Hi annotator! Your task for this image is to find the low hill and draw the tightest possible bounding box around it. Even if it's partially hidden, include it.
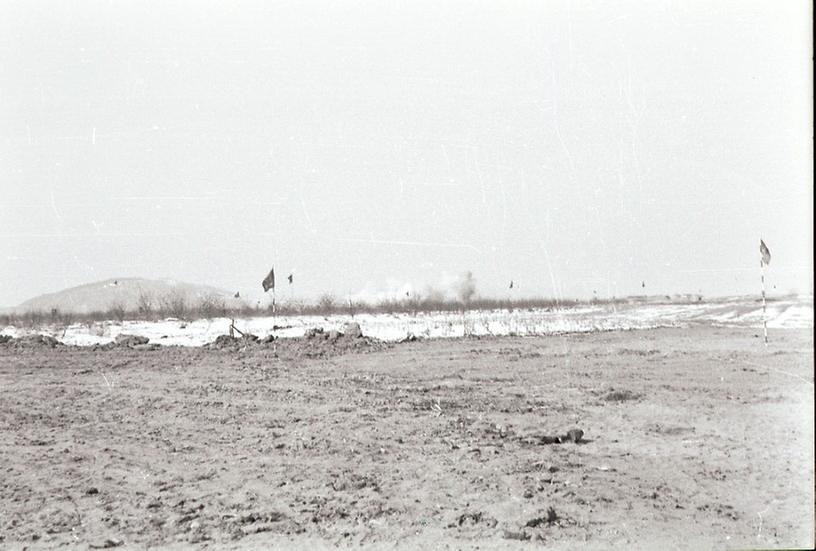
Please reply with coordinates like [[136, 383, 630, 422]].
[[9, 278, 246, 315]]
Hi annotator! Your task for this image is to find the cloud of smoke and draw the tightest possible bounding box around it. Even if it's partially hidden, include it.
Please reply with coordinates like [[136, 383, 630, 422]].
[[455, 271, 477, 304], [352, 271, 478, 305], [422, 271, 478, 304], [350, 279, 414, 304]]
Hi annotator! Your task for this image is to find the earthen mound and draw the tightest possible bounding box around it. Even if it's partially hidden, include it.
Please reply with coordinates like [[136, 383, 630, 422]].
[[115, 334, 150, 348], [5, 334, 63, 348], [285, 324, 389, 358], [207, 334, 259, 349]]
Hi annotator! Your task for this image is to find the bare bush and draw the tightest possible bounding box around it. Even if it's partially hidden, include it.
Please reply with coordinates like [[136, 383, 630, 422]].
[[316, 293, 337, 314], [136, 289, 155, 319], [198, 293, 227, 319], [282, 298, 307, 315], [53, 308, 74, 332], [231, 300, 257, 317], [159, 291, 187, 319], [405, 295, 422, 315], [23, 310, 44, 328], [108, 300, 127, 322], [376, 298, 399, 314]]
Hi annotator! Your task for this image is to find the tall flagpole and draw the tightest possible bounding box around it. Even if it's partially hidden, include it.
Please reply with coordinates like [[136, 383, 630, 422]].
[[760, 257, 767, 346], [759, 239, 770, 346]]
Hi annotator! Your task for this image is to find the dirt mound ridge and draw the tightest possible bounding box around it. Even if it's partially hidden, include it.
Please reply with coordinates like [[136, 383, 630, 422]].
[[114, 334, 151, 348], [1, 334, 63, 348], [286, 323, 390, 358], [205, 322, 390, 357], [207, 334, 267, 350]]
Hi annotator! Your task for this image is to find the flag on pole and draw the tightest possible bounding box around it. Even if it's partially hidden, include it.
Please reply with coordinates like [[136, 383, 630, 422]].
[[287, 273, 293, 284], [760, 240, 771, 266], [759, 239, 770, 345], [262, 268, 275, 292]]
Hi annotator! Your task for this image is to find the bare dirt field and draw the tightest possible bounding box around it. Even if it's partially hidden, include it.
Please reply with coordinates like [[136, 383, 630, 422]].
[[1, 326, 813, 550]]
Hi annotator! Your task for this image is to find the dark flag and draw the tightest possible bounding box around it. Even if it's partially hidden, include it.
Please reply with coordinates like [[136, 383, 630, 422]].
[[509, 280, 514, 289], [642, 281, 645, 288], [759, 239, 771, 344], [287, 273, 293, 284], [262, 268, 275, 292], [760, 239, 771, 266], [234, 291, 240, 298]]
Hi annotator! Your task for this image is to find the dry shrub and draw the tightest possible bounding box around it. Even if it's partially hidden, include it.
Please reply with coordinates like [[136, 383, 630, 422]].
[[136, 289, 155, 319], [198, 293, 227, 319], [23, 310, 44, 328], [316, 293, 337, 314], [159, 291, 187, 319], [108, 301, 127, 322]]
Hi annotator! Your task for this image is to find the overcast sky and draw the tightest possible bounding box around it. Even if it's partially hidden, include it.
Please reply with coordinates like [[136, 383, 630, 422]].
[[0, 0, 812, 306]]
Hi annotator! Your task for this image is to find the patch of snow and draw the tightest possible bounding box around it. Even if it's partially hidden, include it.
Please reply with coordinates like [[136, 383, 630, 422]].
[[767, 305, 815, 329], [2, 299, 811, 347]]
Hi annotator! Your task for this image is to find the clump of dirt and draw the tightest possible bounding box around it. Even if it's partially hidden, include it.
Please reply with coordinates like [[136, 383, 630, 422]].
[[525, 506, 559, 527], [207, 334, 259, 350], [281, 322, 390, 358], [645, 423, 695, 436], [344, 322, 363, 338], [503, 529, 532, 541], [114, 334, 150, 348], [329, 472, 380, 492], [304, 327, 327, 339], [3, 334, 63, 348], [518, 428, 585, 445], [603, 389, 641, 402], [88, 538, 124, 549], [564, 428, 584, 443], [208, 335, 239, 349], [451, 511, 498, 529], [517, 506, 580, 541], [617, 348, 661, 356], [91, 342, 116, 351]]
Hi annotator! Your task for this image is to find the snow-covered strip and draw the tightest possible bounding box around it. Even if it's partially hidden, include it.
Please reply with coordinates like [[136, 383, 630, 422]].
[[1, 299, 811, 347], [767, 305, 814, 329]]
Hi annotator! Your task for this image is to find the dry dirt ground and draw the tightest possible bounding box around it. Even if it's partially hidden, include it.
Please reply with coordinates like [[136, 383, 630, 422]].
[[1, 326, 813, 550]]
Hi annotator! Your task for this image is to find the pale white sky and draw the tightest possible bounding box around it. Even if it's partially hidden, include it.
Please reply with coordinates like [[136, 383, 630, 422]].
[[0, 0, 812, 306]]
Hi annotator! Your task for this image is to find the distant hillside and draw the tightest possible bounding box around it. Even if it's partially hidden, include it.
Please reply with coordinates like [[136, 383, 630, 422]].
[[10, 278, 246, 314]]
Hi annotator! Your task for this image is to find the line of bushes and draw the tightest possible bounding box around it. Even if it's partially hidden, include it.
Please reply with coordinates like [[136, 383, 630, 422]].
[[1, 291, 707, 328]]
